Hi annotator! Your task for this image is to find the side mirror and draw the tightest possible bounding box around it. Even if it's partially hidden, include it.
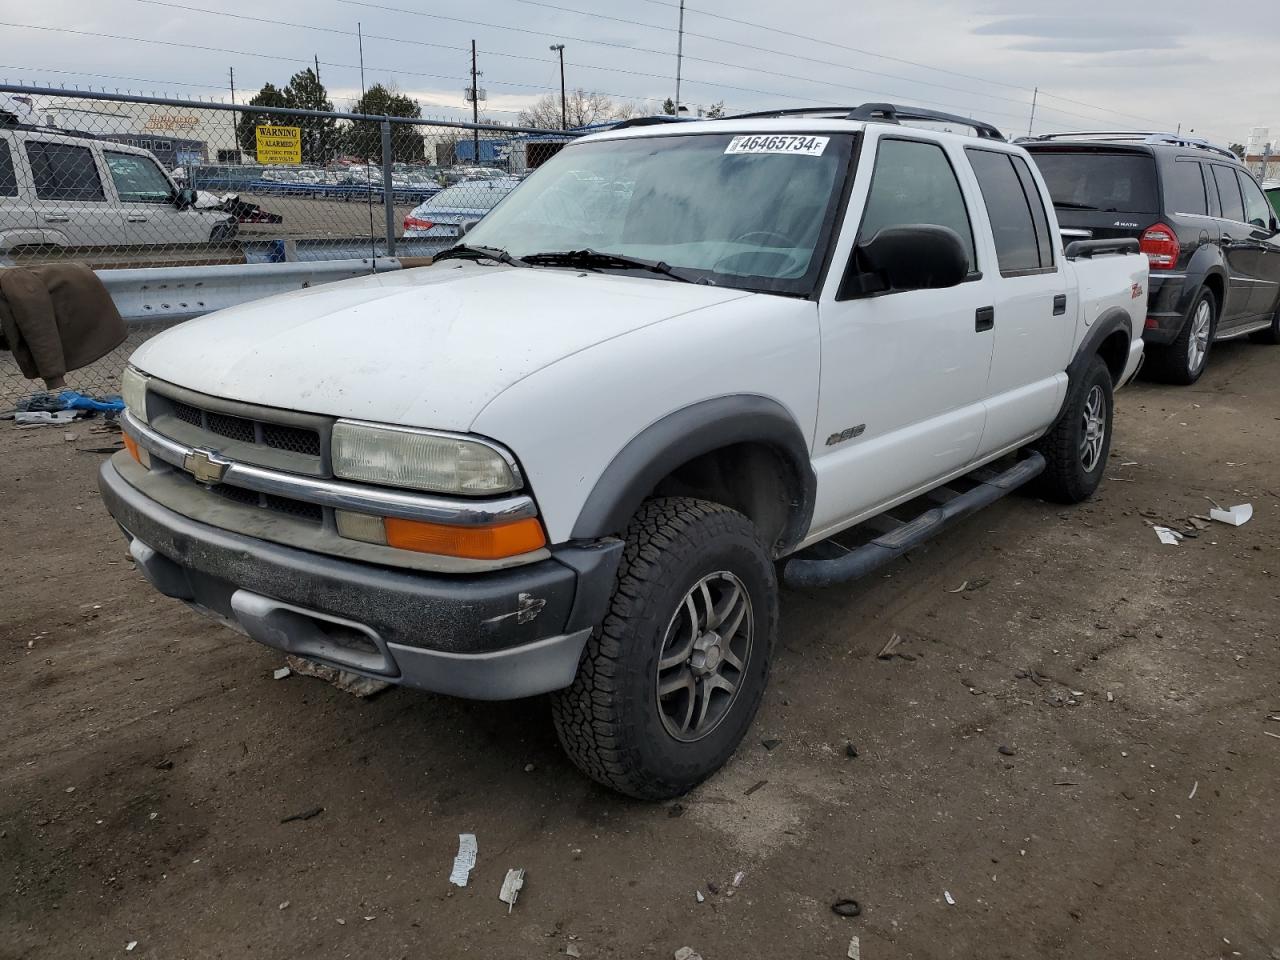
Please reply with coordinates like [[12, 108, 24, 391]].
[[841, 224, 969, 298], [174, 187, 198, 210], [459, 219, 480, 236]]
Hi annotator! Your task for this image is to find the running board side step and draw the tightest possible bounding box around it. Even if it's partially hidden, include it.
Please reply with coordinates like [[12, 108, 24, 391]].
[[782, 453, 1045, 589]]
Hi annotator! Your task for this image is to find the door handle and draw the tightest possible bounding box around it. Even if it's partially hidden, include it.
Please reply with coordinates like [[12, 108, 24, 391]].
[[43, 214, 70, 223], [127, 216, 149, 223], [975, 306, 995, 332], [1052, 294, 1067, 316]]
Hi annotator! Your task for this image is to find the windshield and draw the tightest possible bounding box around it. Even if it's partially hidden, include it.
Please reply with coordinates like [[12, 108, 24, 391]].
[[428, 179, 518, 211], [465, 132, 853, 295], [1029, 150, 1158, 214]]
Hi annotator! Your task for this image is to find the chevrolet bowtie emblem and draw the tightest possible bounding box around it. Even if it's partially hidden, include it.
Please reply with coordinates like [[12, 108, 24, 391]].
[[183, 448, 230, 484]]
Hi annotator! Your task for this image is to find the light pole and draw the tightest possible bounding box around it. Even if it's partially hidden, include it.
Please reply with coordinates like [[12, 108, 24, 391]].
[[549, 43, 567, 131]]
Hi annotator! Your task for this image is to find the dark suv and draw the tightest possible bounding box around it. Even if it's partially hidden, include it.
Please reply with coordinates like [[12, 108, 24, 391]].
[[1022, 133, 1280, 384]]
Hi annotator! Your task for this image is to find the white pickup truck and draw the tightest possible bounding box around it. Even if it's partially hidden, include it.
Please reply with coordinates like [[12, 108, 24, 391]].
[[101, 104, 1147, 799]]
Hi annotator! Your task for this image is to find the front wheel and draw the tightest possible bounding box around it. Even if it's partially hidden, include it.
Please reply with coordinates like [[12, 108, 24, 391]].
[[1031, 354, 1114, 504], [552, 498, 776, 800]]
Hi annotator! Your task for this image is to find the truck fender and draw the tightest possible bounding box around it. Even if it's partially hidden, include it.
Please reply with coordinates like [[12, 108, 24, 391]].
[[569, 394, 816, 552], [1065, 307, 1132, 397]]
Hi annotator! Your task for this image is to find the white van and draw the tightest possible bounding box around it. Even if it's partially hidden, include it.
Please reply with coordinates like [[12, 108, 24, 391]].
[[0, 123, 236, 254]]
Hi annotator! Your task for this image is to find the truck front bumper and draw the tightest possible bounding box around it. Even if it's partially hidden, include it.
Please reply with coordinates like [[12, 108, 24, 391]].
[[99, 457, 622, 700]]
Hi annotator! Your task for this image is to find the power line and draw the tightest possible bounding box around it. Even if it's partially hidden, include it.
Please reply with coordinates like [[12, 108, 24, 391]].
[[0, 63, 227, 90]]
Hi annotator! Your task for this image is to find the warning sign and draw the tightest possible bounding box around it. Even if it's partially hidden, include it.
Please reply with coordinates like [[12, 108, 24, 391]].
[[255, 125, 302, 164]]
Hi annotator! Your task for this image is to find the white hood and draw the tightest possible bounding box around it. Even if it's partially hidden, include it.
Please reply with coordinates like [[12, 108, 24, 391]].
[[130, 262, 750, 430]]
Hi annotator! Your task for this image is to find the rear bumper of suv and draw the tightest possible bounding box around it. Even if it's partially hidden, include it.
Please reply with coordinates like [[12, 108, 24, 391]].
[[1143, 273, 1190, 345], [99, 456, 622, 699]]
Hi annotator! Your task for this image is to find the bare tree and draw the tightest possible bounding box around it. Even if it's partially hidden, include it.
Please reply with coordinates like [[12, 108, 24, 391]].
[[518, 89, 643, 130]]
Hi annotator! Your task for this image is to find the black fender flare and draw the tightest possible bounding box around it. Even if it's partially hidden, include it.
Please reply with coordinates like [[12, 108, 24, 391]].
[[1178, 247, 1228, 318], [1065, 307, 1133, 400], [569, 395, 816, 553]]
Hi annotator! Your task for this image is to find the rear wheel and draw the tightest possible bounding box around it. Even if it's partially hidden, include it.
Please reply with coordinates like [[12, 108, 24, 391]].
[[1032, 354, 1114, 504], [1143, 287, 1216, 384], [551, 498, 776, 800]]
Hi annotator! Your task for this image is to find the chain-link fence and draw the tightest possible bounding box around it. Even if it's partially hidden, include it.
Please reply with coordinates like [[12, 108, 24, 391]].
[[1, 84, 579, 406]]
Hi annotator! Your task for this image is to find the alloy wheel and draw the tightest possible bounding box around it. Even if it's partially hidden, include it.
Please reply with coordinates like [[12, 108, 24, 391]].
[[1187, 298, 1212, 374], [1079, 384, 1107, 472]]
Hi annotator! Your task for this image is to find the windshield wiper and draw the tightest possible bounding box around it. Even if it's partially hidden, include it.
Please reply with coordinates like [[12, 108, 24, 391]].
[[1052, 200, 1102, 211], [434, 244, 526, 266], [521, 248, 699, 283]]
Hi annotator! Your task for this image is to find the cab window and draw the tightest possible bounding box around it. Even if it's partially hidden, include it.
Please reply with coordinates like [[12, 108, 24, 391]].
[[857, 138, 976, 272], [105, 151, 174, 204]]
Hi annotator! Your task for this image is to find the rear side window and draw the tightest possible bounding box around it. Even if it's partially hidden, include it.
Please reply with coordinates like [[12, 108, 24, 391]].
[[0, 139, 16, 197], [967, 149, 1052, 275], [1211, 165, 1244, 222], [858, 138, 976, 271], [1010, 155, 1055, 268], [25, 141, 105, 201], [1164, 159, 1207, 216], [1029, 150, 1158, 214], [1237, 171, 1272, 229]]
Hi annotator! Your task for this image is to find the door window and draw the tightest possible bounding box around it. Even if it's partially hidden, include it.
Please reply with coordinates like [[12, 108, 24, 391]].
[[1164, 159, 1208, 216], [105, 151, 174, 203], [857, 138, 976, 272], [1211, 165, 1245, 222], [1237, 171, 1272, 229], [966, 148, 1051, 275], [0, 139, 16, 196], [25, 141, 105, 201]]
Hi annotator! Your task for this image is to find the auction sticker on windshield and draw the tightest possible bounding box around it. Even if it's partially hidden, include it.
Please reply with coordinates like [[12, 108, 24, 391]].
[[724, 135, 829, 157]]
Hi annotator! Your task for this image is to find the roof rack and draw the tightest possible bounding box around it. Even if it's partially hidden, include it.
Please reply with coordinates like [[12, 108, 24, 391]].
[[609, 115, 690, 130], [1017, 131, 1239, 162], [724, 102, 1005, 140]]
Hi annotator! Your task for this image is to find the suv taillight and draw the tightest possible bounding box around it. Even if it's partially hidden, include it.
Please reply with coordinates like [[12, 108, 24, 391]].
[[1140, 222, 1180, 270]]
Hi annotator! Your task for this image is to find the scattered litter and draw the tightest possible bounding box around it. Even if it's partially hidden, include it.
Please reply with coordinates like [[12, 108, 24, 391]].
[[285, 655, 390, 698], [695, 890, 705, 903], [449, 833, 478, 887], [674, 948, 703, 960], [148, 812, 157, 821], [279, 806, 323, 824], [744, 779, 768, 796], [567, 945, 581, 958], [845, 741, 859, 758], [1153, 526, 1183, 546], [732, 870, 746, 888], [272, 666, 291, 681], [1188, 781, 1198, 800], [64, 786, 75, 794], [278, 901, 290, 910], [1209, 503, 1253, 527], [125, 942, 137, 952], [944, 890, 956, 906], [877, 633, 903, 660], [524, 763, 536, 773], [761, 739, 781, 751], [1107, 691, 1114, 703], [336, 918, 345, 925], [706, 881, 720, 894], [498, 867, 525, 912], [847, 935, 861, 960], [1264, 731, 1280, 741], [63, 431, 76, 442], [363, 915, 375, 921], [997, 745, 1016, 757], [831, 898, 862, 918], [1053, 780, 1080, 786], [15, 409, 79, 425], [154, 758, 174, 771]]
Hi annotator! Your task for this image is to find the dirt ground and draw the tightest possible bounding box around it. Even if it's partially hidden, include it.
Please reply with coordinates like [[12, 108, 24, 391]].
[[2, 340, 1278, 960]]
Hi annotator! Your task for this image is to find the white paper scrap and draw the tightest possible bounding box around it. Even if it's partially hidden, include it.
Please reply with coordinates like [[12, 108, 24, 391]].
[[1209, 503, 1253, 527], [1153, 526, 1183, 546], [847, 935, 861, 960], [449, 833, 477, 887], [944, 890, 956, 905], [498, 867, 525, 912]]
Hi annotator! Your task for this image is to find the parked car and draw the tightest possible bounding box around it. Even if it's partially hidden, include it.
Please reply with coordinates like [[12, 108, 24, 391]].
[[402, 177, 520, 240], [102, 104, 1147, 799], [0, 122, 236, 253], [1022, 133, 1280, 384]]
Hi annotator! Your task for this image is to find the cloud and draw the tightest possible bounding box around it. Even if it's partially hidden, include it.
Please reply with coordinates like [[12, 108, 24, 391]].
[[974, 15, 1186, 53]]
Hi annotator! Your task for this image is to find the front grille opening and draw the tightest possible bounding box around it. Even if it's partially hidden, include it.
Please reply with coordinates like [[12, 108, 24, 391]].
[[262, 423, 322, 457], [172, 400, 203, 427], [207, 411, 256, 443], [212, 484, 260, 507], [263, 493, 324, 524]]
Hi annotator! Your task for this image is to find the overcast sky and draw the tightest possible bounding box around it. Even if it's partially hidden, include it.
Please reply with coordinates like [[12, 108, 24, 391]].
[[1, 0, 1277, 146]]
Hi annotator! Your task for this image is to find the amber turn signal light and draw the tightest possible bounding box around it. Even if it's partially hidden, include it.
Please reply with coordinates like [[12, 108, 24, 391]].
[[122, 433, 150, 468], [384, 516, 546, 559]]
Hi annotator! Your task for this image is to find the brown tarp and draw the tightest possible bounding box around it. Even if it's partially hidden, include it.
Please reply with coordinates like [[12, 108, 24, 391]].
[[0, 263, 127, 390]]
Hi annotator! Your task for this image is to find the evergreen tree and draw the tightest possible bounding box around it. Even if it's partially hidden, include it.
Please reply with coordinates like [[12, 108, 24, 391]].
[[235, 83, 287, 158], [283, 69, 337, 164], [342, 85, 424, 162]]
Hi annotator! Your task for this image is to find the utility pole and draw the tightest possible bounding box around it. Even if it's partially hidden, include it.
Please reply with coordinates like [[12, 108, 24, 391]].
[[470, 40, 481, 164], [228, 66, 239, 163], [674, 0, 685, 115], [1027, 86, 1037, 137], [314, 54, 321, 84], [550, 43, 567, 131]]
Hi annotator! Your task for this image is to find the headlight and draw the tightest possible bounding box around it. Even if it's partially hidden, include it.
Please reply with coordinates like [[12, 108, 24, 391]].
[[331, 421, 520, 495], [121, 366, 149, 424]]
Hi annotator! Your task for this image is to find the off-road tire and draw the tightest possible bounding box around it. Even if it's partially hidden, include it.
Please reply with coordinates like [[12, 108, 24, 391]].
[[551, 497, 777, 800], [1248, 305, 1280, 344], [1031, 354, 1114, 504], [1143, 286, 1216, 384]]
